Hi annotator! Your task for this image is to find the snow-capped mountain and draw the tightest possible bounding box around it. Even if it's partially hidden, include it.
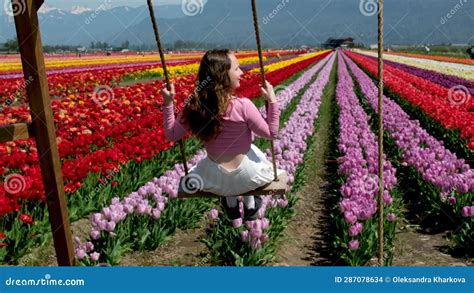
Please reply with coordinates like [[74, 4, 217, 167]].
[[70, 6, 94, 15]]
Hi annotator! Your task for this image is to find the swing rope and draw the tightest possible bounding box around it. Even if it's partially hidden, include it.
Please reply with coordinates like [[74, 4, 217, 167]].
[[377, 0, 385, 266], [147, 0, 189, 175], [251, 0, 279, 182]]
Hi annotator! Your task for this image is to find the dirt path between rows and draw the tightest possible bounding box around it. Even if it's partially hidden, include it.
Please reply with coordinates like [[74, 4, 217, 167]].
[[391, 221, 473, 266]]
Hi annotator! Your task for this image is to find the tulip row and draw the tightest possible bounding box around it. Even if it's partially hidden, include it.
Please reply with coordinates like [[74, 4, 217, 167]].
[[346, 52, 474, 152], [0, 51, 294, 73], [250, 51, 330, 74], [72, 53, 334, 265], [356, 50, 474, 81], [384, 51, 474, 66], [379, 58, 473, 96], [342, 52, 474, 254], [334, 52, 399, 265], [126, 56, 269, 81]]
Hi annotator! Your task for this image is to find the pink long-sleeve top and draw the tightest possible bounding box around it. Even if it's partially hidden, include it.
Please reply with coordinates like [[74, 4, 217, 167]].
[[163, 96, 281, 158]]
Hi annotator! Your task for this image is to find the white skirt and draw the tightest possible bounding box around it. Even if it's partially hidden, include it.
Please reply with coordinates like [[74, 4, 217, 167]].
[[188, 144, 285, 196]]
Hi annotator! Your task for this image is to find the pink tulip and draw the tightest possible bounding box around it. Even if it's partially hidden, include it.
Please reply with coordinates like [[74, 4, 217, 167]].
[[85, 242, 94, 252], [90, 252, 100, 262], [105, 221, 116, 232], [76, 249, 87, 259], [207, 209, 218, 220], [348, 240, 359, 250], [151, 209, 161, 220], [240, 230, 249, 242], [261, 218, 270, 230], [344, 211, 357, 224], [387, 213, 396, 222], [277, 199, 288, 208], [90, 230, 100, 240], [348, 222, 363, 236], [232, 218, 243, 228]]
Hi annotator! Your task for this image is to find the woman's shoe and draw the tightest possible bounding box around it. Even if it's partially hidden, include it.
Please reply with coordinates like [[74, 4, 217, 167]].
[[243, 196, 262, 221], [220, 197, 241, 220]]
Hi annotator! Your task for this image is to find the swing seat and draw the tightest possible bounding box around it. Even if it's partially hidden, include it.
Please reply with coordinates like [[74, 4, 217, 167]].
[[177, 171, 288, 199]]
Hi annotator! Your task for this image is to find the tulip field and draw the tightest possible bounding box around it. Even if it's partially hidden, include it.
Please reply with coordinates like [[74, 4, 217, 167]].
[[0, 48, 473, 266]]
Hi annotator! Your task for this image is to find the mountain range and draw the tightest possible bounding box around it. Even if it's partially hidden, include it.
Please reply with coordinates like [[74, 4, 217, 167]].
[[0, 0, 472, 47]]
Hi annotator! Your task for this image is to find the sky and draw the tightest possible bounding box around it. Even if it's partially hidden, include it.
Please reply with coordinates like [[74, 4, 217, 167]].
[[43, 0, 184, 10]]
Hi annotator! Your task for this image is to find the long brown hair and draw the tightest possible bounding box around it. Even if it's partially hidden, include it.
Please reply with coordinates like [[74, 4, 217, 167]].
[[181, 49, 233, 142]]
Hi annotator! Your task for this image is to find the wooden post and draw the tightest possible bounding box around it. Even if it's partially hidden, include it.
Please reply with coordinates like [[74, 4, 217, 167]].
[[11, 0, 75, 266]]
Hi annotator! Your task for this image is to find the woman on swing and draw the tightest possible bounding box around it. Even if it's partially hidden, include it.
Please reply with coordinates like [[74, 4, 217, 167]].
[[161, 49, 284, 221]]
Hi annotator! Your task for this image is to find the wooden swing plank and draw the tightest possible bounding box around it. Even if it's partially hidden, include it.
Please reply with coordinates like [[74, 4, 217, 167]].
[[12, 0, 74, 266], [0, 123, 34, 142], [178, 172, 288, 199]]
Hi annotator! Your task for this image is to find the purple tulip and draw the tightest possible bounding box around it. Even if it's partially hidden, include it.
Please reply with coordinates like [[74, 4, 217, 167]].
[[251, 229, 263, 239], [348, 240, 360, 250], [151, 208, 161, 220], [344, 211, 357, 225], [250, 238, 262, 250], [136, 203, 147, 214], [232, 218, 243, 228], [97, 220, 107, 231], [277, 199, 288, 208], [76, 249, 87, 259], [461, 206, 471, 217], [85, 241, 94, 252], [90, 252, 100, 262], [105, 221, 116, 233], [123, 204, 134, 214], [387, 213, 397, 222], [241, 230, 249, 242], [348, 222, 363, 236], [207, 209, 219, 220], [90, 230, 100, 240]]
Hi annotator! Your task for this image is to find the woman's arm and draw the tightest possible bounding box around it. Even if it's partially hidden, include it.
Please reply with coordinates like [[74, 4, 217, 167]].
[[161, 83, 188, 141], [163, 105, 188, 142], [243, 98, 280, 139]]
